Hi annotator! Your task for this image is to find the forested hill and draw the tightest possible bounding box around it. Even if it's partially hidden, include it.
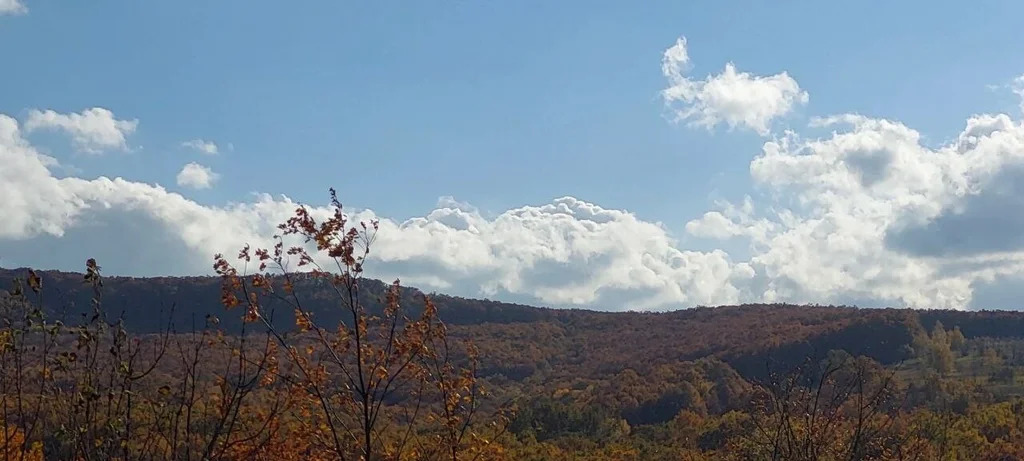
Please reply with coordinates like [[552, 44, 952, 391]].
[[3, 266, 1024, 380], [0, 266, 562, 331], [8, 266, 1024, 456]]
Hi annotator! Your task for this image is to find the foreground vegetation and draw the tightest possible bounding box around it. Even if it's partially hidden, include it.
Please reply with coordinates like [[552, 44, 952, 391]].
[[4, 192, 1024, 459]]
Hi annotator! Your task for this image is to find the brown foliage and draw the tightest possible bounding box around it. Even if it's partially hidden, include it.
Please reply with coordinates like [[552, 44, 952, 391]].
[[0, 190, 506, 460], [213, 188, 509, 460]]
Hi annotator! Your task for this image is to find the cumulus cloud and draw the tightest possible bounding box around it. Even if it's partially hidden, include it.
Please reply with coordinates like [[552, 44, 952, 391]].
[[181, 139, 219, 155], [0, 115, 81, 240], [176, 162, 219, 189], [24, 107, 137, 153], [661, 37, 808, 136], [0, 111, 756, 310], [0, 0, 26, 15], [5, 89, 1024, 311], [369, 197, 751, 308], [6, 55, 1024, 312], [688, 107, 1024, 309]]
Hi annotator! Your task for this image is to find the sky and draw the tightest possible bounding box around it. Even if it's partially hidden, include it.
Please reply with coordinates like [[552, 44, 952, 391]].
[[3, 1, 1024, 311]]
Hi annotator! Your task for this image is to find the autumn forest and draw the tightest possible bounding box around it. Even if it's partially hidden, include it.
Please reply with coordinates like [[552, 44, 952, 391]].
[[5, 195, 1024, 460]]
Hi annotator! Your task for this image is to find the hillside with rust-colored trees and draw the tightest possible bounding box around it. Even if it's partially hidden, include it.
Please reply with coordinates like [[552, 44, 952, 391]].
[[6, 192, 1024, 459]]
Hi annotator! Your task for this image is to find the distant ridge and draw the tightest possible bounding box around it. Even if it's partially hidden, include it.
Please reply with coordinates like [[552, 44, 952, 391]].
[[3, 265, 1024, 382]]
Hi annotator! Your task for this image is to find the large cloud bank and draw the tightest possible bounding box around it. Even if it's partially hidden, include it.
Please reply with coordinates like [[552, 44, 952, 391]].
[[3, 44, 1024, 311]]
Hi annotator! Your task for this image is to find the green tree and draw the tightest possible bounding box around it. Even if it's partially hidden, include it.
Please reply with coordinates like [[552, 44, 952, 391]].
[[931, 321, 949, 347], [933, 342, 955, 375], [949, 326, 967, 354], [925, 321, 954, 375], [982, 347, 1003, 372]]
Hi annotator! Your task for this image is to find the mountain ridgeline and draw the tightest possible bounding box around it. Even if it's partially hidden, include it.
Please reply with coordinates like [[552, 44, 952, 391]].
[[6, 266, 1024, 458], [3, 266, 1023, 384]]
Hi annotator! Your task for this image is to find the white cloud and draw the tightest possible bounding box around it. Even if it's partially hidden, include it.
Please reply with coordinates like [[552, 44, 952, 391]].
[[364, 197, 749, 308], [181, 139, 219, 155], [686, 211, 742, 240], [176, 162, 219, 189], [0, 0, 26, 15], [689, 109, 1024, 309], [686, 197, 776, 242], [5, 91, 1024, 311], [4, 113, 753, 309], [1013, 74, 1024, 114], [0, 115, 749, 310], [24, 107, 137, 153], [6, 55, 1024, 312], [661, 36, 808, 136], [0, 115, 81, 239]]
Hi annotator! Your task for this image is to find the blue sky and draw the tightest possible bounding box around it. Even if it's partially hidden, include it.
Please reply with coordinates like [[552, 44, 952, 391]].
[[3, 1, 1024, 311]]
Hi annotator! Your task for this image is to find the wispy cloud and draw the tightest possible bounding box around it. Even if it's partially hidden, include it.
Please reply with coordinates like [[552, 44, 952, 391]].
[[0, 0, 26, 16], [181, 139, 219, 155], [1012, 74, 1024, 114]]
